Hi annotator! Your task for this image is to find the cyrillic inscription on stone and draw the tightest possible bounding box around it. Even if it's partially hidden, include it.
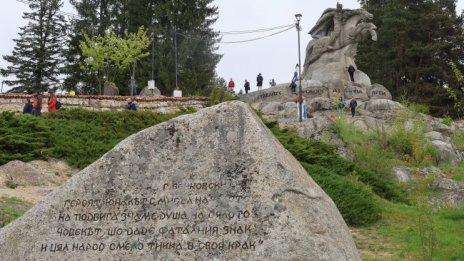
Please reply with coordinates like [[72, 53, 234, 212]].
[[39, 177, 264, 255]]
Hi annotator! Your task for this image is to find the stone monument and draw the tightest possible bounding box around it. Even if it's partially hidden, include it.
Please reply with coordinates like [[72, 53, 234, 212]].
[[139, 86, 161, 96], [302, 3, 377, 84], [240, 4, 393, 113], [0, 101, 360, 260]]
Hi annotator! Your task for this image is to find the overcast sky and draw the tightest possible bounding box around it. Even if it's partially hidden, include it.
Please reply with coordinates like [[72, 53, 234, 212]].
[[1, 0, 464, 93]]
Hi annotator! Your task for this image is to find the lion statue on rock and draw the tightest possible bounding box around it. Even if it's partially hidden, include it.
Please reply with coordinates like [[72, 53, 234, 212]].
[[302, 3, 377, 85]]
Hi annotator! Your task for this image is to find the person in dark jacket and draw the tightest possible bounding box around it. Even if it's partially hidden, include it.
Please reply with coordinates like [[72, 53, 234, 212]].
[[256, 73, 263, 90], [127, 97, 138, 111], [348, 65, 356, 82], [349, 98, 357, 117], [22, 99, 33, 114], [244, 80, 250, 94]]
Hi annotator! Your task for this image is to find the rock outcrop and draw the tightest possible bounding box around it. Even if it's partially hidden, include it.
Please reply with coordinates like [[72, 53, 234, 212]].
[[139, 86, 161, 96]]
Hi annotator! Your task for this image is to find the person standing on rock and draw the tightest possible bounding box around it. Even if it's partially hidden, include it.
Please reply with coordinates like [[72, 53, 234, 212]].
[[290, 71, 298, 94], [349, 98, 357, 117], [256, 73, 263, 91], [348, 65, 356, 82], [244, 80, 250, 94], [228, 78, 235, 94], [269, 79, 276, 87], [295, 95, 308, 120], [338, 97, 345, 114]]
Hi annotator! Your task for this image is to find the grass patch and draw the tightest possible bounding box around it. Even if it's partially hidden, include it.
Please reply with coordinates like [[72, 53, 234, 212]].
[[0, 197, 32, 227], [451, 129, 464, 151], [355, 200, 464, 260], [407, 102, 430, 114], [439, 163, 464, 182]]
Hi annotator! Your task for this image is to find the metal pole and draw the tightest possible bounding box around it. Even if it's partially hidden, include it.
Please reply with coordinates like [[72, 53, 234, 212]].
[[151, 37, 155, 80], [1, 81, 3, 93], [296, 14, 303, 122], [174, 25, 178, 90]]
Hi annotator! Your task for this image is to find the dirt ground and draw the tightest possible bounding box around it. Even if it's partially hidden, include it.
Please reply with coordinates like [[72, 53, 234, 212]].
[[0, 159, 78, 204], [0, 186, 58, 204]]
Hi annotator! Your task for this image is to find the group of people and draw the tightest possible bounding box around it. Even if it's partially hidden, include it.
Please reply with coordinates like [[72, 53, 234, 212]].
[[228, 73, 276, 94], [338, 97, 358, 117], [22, 91, 59, 116], [22, 90, 138, 115], [293, 95, 358, 121]]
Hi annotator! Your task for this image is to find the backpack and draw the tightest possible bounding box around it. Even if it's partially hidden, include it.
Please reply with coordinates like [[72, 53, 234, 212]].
[[56, 101, 62, 110]]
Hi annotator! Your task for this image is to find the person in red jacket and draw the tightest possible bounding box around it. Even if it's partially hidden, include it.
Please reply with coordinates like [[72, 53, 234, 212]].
[[48, 91, 57, 112], [228, 78, 235, 94]]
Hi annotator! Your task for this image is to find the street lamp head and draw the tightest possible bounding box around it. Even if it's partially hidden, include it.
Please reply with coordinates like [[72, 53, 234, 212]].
[[295, 14, 302, 21]]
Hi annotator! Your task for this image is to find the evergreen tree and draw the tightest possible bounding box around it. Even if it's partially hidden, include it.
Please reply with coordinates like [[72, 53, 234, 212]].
[[149, 0, 221, 96], [1, 0, 67, 92], [357, 0, 464, 116]]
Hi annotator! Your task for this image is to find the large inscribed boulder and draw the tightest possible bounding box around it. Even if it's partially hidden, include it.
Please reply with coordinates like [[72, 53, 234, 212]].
[[0, 101, 359, 260]]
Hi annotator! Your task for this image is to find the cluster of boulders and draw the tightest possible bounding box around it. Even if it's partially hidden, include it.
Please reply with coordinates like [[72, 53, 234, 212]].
[[241, 79, 392, 114], [241, 80, 464, 207]]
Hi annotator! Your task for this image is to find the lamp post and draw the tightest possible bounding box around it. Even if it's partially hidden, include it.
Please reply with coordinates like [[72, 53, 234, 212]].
[[174, 25, 178, 90], [295, 13, 303, 122]]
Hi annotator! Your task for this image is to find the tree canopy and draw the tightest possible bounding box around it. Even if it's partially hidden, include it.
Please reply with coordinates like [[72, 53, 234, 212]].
[[80, 27, 152, 94], [356, 0, 464, 116], [68, 0, 221, 96]]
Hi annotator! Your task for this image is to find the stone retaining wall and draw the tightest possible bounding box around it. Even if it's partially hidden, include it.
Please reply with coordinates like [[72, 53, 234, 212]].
[[0, 94, 208, 114]]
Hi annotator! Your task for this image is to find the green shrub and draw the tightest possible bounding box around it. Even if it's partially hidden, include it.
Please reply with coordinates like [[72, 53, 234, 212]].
[[5, 180, 17, 189], [303, 163, 381, 226], [388, 115, 440, 165], [0, 112, 50, 165], [441, 115, 453, 126], [408, 102, 430, 114], [208, 87, 238, 106], [1, 108, 196, 169]]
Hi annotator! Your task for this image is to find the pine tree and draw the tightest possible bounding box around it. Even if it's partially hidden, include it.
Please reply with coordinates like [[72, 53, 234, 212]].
[[1, 0, 67, 92], [357, 0, 464, 116], [150, 0, 221, 95]]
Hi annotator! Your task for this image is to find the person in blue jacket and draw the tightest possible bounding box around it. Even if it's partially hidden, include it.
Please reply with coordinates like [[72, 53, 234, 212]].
[[126, 97, 138, 111], [22, 98, 33, 114]]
